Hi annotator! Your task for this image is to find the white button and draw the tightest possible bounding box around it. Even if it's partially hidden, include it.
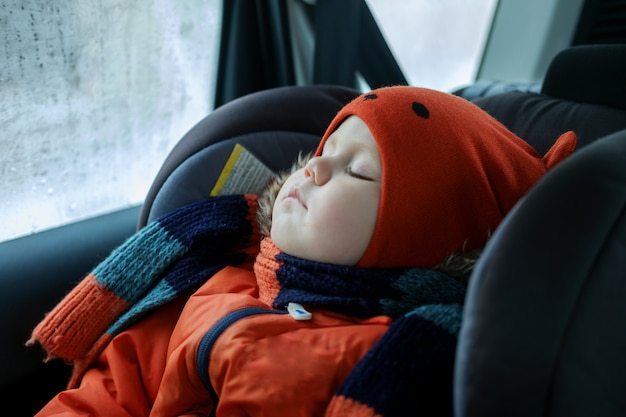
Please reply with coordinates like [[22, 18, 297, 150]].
[[287, 302, 312, 320]]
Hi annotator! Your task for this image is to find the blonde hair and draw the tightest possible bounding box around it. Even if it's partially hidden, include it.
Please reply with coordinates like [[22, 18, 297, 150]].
[[257, 152, 312, 238]]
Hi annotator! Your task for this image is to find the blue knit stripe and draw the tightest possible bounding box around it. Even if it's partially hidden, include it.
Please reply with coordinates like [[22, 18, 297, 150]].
[[380, 268, 466, 317], [158, 194, 252, 247], [164, 252, 247, 294], [335, 306, 460, 416], [274, 253, 402, 318], [105, 279, 177, 336], [101, 196, 256, 337], [407, 303, 464, 335], [92, 220, 188, 303]]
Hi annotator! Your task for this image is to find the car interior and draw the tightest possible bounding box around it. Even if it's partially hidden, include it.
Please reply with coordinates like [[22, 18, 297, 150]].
[[1, 0, 625, 415]]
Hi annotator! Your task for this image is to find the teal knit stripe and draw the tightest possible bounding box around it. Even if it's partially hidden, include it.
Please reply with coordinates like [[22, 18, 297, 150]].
[[105, 279, 177, 336], [408, 303, 464, 335], [380, 268, 466, 318], [92, 221, 188, 303]]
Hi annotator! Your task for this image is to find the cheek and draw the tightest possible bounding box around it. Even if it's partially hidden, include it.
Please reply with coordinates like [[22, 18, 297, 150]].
[[269, 176, 304, 250], [270, 177, 380, 265], [311, 188, 380, 258], [324, 193, 378, 232]]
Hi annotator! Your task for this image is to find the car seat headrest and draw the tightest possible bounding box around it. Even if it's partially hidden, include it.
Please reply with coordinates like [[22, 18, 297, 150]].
[[469, 44, 626, 155], [472, 91, 626, 155], [542, 44, 626, 111], [138, 85, 360, 228]]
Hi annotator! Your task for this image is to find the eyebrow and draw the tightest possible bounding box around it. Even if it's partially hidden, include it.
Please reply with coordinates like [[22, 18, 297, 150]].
[[326, 132, 374, 152]]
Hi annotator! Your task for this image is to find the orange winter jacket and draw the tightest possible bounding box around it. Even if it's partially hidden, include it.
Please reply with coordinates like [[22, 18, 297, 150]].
[[33, 195, 464, 416], [36, 260, 392, 417]]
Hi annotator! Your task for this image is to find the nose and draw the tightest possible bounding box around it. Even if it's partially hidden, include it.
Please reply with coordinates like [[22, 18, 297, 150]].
[[304, 156, 332, 185]]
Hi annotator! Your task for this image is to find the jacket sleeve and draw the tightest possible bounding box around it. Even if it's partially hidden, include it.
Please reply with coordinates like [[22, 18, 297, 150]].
[[325, 304, 463, 417], [34, 297, 187, 417]]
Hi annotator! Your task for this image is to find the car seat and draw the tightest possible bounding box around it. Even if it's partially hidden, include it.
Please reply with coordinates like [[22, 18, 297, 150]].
[[455, 126, 626, 417], [134, 44, 626, 416], [453, 44, 626, 417]]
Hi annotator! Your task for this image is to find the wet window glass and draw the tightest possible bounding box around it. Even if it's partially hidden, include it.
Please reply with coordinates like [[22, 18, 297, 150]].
[[0, 0, 222, 241]]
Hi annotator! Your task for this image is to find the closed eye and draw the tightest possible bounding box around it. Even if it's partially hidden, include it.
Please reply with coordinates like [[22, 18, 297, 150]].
[[346, 166, 373, 181]]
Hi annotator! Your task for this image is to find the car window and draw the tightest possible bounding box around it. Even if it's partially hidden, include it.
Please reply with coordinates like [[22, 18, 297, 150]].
[[0, 0, 497, 243], [366, 0, 498, 91], [0, 0, 222, 242]]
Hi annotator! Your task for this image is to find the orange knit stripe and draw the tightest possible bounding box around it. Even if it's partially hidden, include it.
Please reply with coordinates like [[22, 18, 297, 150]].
[[27, 274, 130, 360], [325, 395, 382, 417], [254, 238, 282, 307]]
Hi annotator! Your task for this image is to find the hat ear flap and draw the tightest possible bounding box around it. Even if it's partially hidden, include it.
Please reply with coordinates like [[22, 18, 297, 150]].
[[542, 131, 577, 170]]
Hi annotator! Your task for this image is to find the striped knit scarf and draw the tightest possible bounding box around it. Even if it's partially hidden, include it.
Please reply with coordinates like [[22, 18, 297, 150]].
[[28, 194, 260, 388], [255, 237, 466, 417], [29, 194, 466, 416], [255, 237, 466, 319]]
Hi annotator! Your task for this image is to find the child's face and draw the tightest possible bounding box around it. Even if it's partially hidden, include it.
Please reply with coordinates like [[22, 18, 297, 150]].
[[271, 116, 382, 265]]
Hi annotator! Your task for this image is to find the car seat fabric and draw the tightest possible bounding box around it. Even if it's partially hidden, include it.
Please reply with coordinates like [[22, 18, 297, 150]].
[[472, 91, 626, 155], [138, 84, 360, 228], [454, 129, 626, 417], [452, 79, 542, 101], [541, 44, 626, 112], [470, 44, 626, 155]]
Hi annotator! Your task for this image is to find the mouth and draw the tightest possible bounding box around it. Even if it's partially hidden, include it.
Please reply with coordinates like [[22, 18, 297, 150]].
[[288, 186, 307, 209]]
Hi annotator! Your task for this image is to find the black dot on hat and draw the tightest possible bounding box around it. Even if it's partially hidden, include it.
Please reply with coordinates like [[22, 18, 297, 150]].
[[364, 93, 378, 100], [412, 102, 429, 119]]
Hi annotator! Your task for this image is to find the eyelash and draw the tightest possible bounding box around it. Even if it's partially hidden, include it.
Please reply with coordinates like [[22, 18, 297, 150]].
[[346, 166, 372, 181]]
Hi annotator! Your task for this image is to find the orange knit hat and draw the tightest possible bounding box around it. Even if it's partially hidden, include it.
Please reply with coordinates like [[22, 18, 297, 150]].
[[315, 86, 577, 268]]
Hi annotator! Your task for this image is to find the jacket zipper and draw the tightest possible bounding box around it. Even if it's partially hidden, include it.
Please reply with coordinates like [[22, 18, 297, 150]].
[[197, 307, 288, 409]]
